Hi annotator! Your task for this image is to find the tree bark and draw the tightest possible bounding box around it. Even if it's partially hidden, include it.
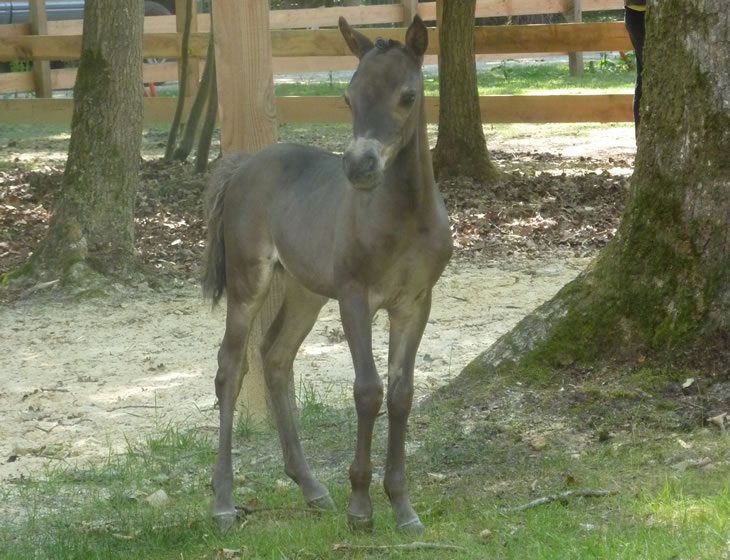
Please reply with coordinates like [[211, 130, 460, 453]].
[[174, 31, 215, 162], [165, 0, 193, 161], [466, 0, 729, 376], [21, 0, 144, 283], [194, 37, 217, 174], [432, 0, 500, 183]]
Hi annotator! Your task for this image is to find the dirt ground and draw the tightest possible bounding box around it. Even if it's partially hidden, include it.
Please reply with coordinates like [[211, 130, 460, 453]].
[[0, 122, 635, 483]]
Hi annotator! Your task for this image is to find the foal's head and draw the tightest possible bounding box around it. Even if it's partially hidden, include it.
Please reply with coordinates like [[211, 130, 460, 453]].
[[338, 16, 428, 190]]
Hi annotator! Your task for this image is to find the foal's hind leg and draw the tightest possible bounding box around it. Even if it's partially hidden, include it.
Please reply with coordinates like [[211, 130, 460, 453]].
[[384, 291, 432, 533], [211, 262, 273, 528], [261, 276, 334, 510]]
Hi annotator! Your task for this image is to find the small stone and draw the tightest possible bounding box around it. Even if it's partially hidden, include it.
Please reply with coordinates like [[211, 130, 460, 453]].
[[479, 528, 492, 541], [530, 436, 548, 451], [144, 488, 169, 507]]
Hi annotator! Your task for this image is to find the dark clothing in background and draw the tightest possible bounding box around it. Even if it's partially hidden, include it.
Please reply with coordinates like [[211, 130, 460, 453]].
[[624, 7, 646, 131]]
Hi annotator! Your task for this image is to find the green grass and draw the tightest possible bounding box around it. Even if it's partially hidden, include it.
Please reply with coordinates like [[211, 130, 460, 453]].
[[274, 61, 635, 98], [2, 376, 729, 560]]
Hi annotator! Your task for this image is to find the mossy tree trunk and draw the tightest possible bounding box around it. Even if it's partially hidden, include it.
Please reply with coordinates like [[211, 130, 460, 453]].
[[466, 0, 729, 375], [432, 0, 500, 183], [28, 0, 144, 283]]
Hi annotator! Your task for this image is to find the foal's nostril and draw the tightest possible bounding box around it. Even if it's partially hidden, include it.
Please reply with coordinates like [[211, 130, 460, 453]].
[[361, 153, 377, 174], [343, 150, 378, 182]]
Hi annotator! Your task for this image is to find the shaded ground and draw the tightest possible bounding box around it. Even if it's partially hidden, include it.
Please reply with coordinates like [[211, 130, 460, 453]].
[[0, 122, 642, 484], [0, 124, 631, 291]]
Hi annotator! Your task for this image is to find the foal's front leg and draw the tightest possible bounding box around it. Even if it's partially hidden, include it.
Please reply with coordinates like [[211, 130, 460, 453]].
[[384, 291, 432, 533], [339, 292, 382, 530]]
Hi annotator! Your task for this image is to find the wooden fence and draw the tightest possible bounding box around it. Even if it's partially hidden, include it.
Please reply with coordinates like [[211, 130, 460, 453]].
[[0, 0, 633, 125]]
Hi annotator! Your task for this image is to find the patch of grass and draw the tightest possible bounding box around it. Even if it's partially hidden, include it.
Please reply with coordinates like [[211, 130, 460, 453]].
[[625, 366, 690, 391], [274, 62, 634, 99], [2, 394, 729, 559]]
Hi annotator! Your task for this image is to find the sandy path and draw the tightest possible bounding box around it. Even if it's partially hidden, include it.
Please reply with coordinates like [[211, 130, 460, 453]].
[[0, 254, 590, 482]]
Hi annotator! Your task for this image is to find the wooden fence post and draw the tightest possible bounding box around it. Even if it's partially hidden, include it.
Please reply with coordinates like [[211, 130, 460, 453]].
[[211, 0, 280, 420], [28, 0, 51, 98], [566, 0, 584, 76], [175, 0, 200, 96], [402, 0, 419, 24]]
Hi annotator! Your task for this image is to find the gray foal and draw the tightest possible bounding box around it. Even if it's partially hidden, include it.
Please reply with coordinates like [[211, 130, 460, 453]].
[[202, 15, 452, 532]]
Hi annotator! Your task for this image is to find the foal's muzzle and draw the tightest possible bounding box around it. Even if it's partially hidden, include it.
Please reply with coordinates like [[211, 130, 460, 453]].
[[343, 138, 384, 191]]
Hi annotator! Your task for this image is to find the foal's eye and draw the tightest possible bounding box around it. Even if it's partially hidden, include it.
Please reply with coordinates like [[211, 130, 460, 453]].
[[400, 91, 416, 106]]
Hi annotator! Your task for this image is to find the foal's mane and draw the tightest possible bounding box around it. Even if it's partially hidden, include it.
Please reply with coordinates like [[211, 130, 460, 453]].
[[375, 38, 401, 51]]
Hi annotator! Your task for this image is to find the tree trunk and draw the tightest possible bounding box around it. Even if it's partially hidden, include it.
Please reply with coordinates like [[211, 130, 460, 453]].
[[23, 0, 143, 283], [194, 39, 217, 174], [212, 0, 281, 419], [165, 0, 193, 161], [174, 32, 215, 162], [466, 0, 729, 376], [432, 0, 499, 183]]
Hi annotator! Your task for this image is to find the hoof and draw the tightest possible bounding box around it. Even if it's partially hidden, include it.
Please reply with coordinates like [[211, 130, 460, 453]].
[[212, 511, 237, 530], [347, 511, 374, 532], [308, 493, 337, 511], [397, 517, 424, 534]]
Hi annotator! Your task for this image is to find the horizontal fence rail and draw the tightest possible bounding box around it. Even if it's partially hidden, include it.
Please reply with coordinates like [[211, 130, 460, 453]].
[[0, 23, 631, 61], [0, 0, 633, 125], [0, 93, 634, 125]]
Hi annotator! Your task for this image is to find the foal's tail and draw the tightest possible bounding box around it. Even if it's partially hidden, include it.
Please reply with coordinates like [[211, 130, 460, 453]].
[[201, 152, 250, 307]]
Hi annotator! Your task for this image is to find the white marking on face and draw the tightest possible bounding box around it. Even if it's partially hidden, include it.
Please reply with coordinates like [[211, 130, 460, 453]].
[[346, 137, 386, 173]]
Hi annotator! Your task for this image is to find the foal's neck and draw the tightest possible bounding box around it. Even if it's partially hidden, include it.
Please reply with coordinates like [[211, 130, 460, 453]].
[[384, 100, 437, 212]]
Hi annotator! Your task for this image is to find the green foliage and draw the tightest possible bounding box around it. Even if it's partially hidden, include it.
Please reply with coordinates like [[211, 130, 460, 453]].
[[274, 61, 634, 99], [587, 52, 635, 73], [8, 60, 31, 73]]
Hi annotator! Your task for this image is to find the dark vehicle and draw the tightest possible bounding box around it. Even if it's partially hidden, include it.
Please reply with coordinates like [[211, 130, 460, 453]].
[[0, 1, 206, 74], [0, 0, 207, 24]]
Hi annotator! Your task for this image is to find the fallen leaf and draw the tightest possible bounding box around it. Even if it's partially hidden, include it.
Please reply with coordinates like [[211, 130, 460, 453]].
[[427, 472, 447, 482], [215, 547, 246, 559], [708, 413, 727, 430]]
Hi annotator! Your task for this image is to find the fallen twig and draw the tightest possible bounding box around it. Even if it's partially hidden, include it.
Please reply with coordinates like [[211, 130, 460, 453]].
[[333, 542, 467, 553], [20, 279, 60, 298], [235, 505, 332, 517], [32, 422, 59, 433], [503, 489, 617, 512], [108, 405, 163, 411]]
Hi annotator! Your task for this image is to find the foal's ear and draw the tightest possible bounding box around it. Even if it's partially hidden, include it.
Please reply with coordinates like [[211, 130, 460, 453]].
[[339, 16, 374, 60], [405, 15, 428, 61]]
